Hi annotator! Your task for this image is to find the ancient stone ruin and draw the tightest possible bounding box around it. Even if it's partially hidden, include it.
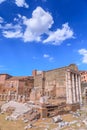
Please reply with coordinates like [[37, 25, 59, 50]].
[[0, 64, 82, 118]]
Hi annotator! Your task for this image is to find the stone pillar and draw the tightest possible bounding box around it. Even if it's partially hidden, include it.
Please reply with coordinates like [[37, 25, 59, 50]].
[[78, 76, 82, 104], [76, 74, 79, 102], [66, 71, 72, 104], [72, 73, 76, 103], [39, 107, 47, 118]]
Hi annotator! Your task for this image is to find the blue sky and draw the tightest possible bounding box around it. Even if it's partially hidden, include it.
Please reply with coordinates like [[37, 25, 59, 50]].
[[0, 0, 87, 76]]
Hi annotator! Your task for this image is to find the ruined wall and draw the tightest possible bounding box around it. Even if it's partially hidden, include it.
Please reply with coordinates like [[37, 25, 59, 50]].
[[33, 64, 82, 105], [33, 68, 67, 101], [0, 74, 11, 84], [80, 71, 87, 83], [45, 68, 66, 98], [0, 75, 34, 101], [34, 74, 42, 88], [18, 81, 25, 95], [1, 80, 19, 94]]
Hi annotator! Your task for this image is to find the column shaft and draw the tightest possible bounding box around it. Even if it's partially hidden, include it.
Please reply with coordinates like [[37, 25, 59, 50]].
[[76, 74, 79, 102], [66, 71, 72, 104], [72, 73, 76, 103], [78, 76, 82, 104]]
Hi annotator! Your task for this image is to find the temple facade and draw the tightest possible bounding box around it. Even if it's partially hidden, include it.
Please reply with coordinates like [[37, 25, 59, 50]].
[[31, 64, 82, 106]]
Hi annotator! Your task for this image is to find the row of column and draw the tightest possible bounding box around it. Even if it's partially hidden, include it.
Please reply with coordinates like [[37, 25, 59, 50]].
[[66, 71, 82, 104], [0, 94, 27, 102]]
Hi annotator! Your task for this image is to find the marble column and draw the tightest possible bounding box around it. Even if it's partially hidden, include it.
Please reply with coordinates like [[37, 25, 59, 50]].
[[78, 76, 82, 104], [66, 71, 72, 104], [76, 74, 79, 102], [72, 73, 76, 103]]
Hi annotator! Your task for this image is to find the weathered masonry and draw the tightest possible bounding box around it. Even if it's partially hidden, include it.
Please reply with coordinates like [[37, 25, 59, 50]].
[[0, 64, 82, 112], [66, 68, 82, 104], [0, 74, 34, 101], [31, 64, 82, 107]]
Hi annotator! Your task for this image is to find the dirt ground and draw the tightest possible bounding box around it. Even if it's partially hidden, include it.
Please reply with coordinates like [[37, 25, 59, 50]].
[[0, 101, 87, 130], [0, 112, 81, 130]]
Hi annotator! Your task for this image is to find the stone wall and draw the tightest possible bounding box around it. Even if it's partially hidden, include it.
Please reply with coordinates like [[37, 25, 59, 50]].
[[0, 75, 34, 101], [80, 71, 87, 83], [32, 64, 82, 106], [45, 68, 66, 98], [0, 74, 11, 84]]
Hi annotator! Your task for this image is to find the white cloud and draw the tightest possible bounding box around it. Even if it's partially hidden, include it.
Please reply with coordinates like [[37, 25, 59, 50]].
[[0, 0, 29, 8], [78, 49, 87, 63], [0, 23, 21, 30], [43, 54, 54, 61], [0, 17, 4, 23], [1, 23, 23, 38], [43, 54, 50, 58], [0, 6, 74, 45], [15, 0, 29, 8], [0, 0, 6, 4], [3, 30, 23, 38], [22, 6, 54, 42], [43, 23, 74, 45]]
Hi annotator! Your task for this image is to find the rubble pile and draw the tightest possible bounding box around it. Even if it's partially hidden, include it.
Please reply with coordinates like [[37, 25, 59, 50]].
[[0, 101, 40, 121], [52, 115, 62, 123], [1, 101, 87, 130]]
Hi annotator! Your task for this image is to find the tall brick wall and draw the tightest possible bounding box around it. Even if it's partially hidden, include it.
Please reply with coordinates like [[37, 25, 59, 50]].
[[33, 68, 67, 101], [45, 68, 66, 98], [0, 75, 34, 99], [34, 74, 42, 88], [32, 64, 81, 104]]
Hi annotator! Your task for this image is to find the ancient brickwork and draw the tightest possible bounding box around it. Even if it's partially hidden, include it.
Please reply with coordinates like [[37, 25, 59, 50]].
[[45, 68, 66, 98], [31, 64, 82, 106], [0, 75, 34, 101], [0, 74, 12, 84], [0, 64, 82, 108], [80, 71, 87, 83]]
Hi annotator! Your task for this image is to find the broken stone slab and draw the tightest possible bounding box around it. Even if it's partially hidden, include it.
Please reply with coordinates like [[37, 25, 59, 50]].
[[24, 119, 29, 123], [76, 123, 81, 127], [5, 115, 17, 121], [70, 111, 81, 118], [82, 118, 87, 125], [69, 120, 78, 125], [52, 115, 62, 123], [73, 112, 81, 118], [1, 101, 32, 120], [58, 121, 69, 128], [5, 116, 10, 121], [24, 124, 33, 130], [0, 111, 4, 114]]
